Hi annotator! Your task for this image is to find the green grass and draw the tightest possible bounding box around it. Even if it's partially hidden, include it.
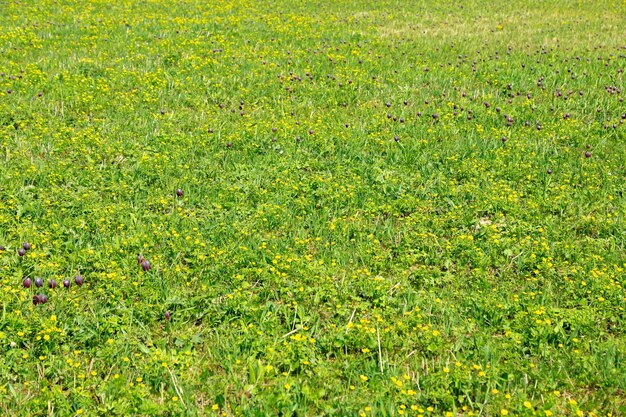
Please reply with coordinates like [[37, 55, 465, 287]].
[[1, 0, 626, 415]]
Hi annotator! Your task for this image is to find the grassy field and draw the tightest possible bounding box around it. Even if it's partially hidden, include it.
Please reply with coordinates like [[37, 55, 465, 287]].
[[1, 0, 626, 415]]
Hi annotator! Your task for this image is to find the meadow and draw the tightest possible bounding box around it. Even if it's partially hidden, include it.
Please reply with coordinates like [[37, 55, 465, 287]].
[[1, 0, 625, 415]]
